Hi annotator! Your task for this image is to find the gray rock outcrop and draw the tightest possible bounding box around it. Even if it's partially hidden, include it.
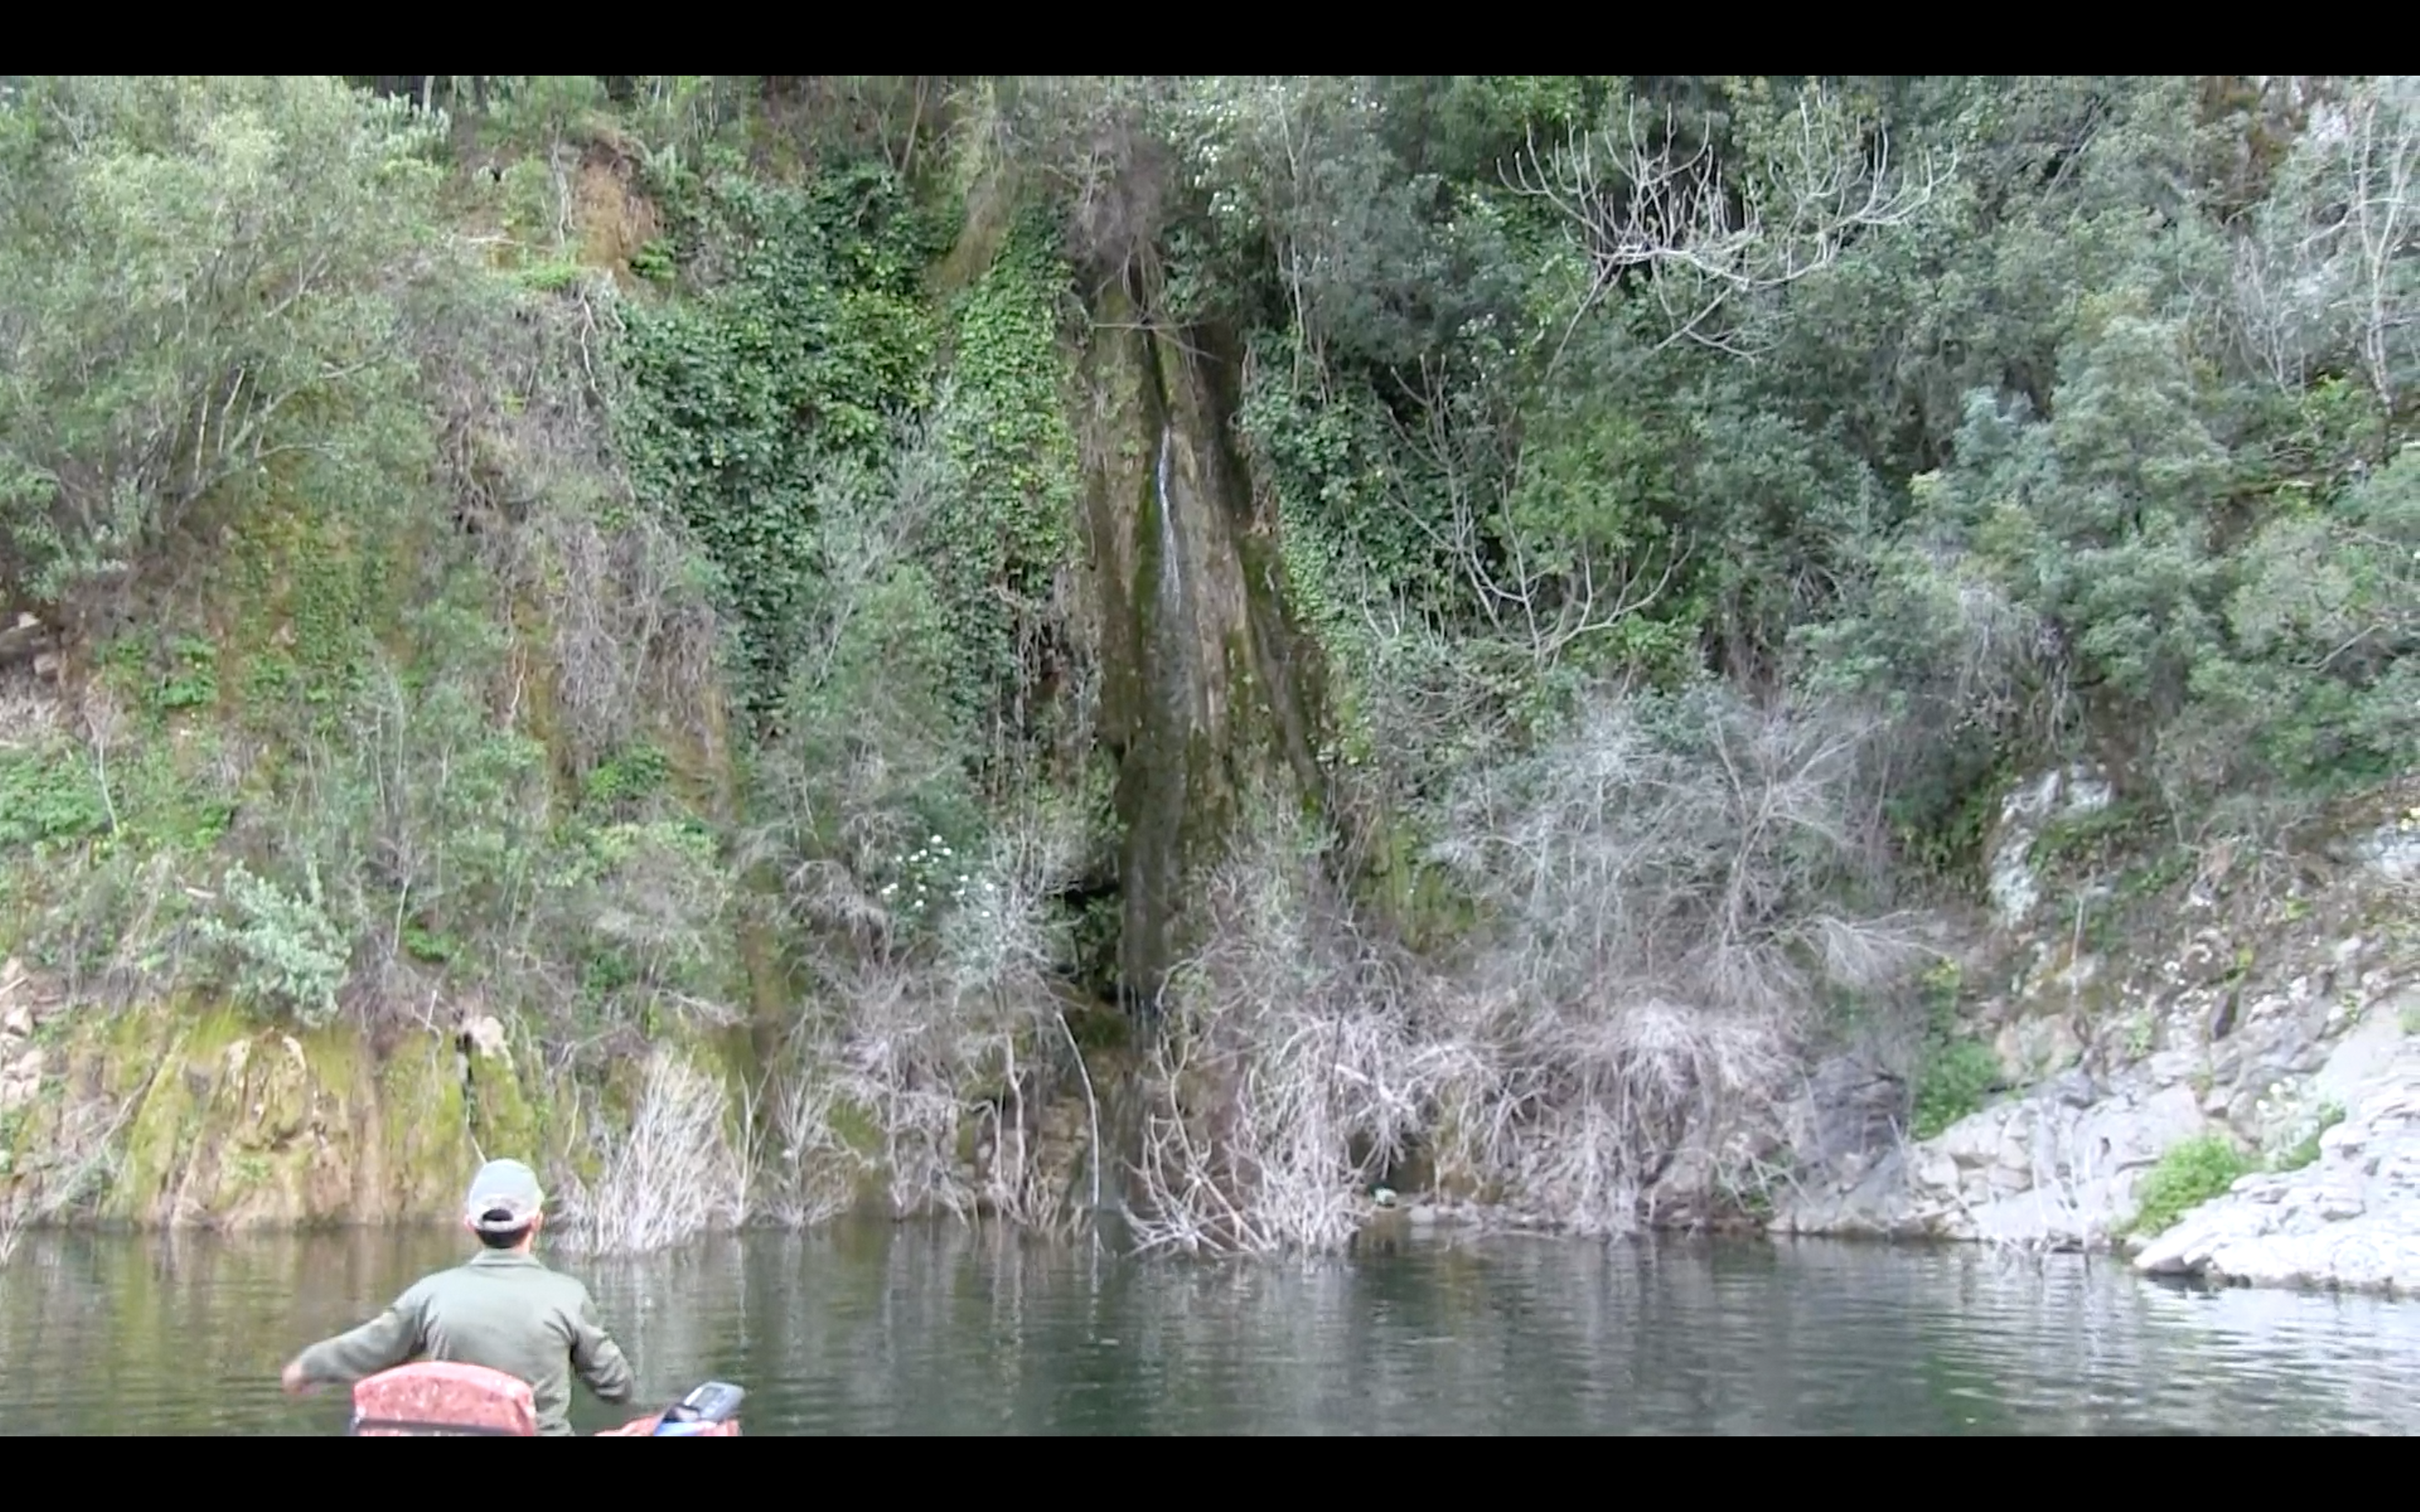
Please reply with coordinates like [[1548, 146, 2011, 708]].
[[1770, 764, 2420, 1296], [2130, 1010, 2420, 1295]]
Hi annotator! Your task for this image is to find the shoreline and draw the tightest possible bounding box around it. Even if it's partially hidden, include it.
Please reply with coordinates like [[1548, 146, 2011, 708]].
[[10, 1198, 2419, 1307]]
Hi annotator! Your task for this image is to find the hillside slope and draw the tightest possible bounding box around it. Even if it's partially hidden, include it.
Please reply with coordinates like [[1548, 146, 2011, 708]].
[[3, 76, 2414, 1279]]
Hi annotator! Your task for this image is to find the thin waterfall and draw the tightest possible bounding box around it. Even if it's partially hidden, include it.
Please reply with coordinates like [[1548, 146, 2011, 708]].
[[1155, 423, 1180, 610], [1150, 420, 1192, 736]]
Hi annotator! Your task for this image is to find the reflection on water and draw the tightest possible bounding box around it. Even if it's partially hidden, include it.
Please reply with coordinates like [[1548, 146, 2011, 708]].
[[3, 1221, 2417, 1436]]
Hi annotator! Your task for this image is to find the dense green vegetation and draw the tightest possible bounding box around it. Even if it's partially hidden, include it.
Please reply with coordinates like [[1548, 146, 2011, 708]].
[[0, 75, 2412, 1254]]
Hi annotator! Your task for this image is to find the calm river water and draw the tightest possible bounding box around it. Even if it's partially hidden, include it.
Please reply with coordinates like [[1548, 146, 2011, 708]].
[[2, 1221, 2416, 1435]]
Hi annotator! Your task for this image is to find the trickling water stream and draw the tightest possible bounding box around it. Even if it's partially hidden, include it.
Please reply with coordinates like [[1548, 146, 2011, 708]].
[[1153, 423, 1180, 619], [1081, 290, 1326, 1063], [1105, 311, 1241, 1032], [1148, 419, 1192, 754]]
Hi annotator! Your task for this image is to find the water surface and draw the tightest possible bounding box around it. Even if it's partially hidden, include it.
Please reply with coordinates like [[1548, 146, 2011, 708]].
[[3, 1222, 2416, 1435]]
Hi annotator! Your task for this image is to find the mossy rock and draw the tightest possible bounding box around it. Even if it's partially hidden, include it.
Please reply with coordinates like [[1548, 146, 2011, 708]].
[[96, 999, 487, 1228], [456, 1019, 548, 1170], [8, 997, 519, 1231]]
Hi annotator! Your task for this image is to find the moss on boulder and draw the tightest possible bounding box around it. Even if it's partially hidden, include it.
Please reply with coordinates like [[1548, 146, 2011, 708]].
[[4, 995, 566, 1231]]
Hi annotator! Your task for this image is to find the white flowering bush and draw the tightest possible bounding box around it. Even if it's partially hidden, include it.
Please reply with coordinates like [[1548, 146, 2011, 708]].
[[871, 832, 977, 922]]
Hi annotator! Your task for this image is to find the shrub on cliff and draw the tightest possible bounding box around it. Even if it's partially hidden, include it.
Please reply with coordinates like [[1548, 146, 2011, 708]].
[[0, 76, 450, 624]]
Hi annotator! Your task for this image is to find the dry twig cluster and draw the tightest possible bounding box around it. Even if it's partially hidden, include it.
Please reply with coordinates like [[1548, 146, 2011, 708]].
[[1118, 683, 1925, 1255]]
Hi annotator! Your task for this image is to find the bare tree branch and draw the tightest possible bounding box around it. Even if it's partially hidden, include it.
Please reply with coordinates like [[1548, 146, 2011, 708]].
[[2232, 76, 2420, 411], [1507, 86, 1949, 367]]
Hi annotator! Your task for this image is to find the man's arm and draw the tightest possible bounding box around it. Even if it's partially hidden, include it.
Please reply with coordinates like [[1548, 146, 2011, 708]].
[[285, 1291, 424, 1390], [566, 1289, 636, 1405]]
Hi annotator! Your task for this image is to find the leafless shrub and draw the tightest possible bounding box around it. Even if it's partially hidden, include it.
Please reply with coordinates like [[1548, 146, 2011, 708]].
[[810, 984, 1068, 1231], [1123, 801, 1477, 1256], [2229, 76, 2418, 412], [760, 800, 1093, 1232], [0, 1074, 153, 1267], [553, 1049, 746, 1257], [758, 1041, 880, 1230], [1426, 680, 1928, 1226], [652, 674, 1918, 1254], [817, 968, 978, 1221], [1437, 683, 1913, 1009], [1508, 83, 1948, 365], [1106, 678, 1927, 1252], [1437, 993, 1799, 1236]]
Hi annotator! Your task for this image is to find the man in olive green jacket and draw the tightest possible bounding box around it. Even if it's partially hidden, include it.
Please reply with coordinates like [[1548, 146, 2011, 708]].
[[281, 1158, 636, 1436]]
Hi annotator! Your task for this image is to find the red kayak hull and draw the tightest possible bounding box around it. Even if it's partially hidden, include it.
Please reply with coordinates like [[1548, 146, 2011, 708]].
[[347, 1362, 740, 1436]]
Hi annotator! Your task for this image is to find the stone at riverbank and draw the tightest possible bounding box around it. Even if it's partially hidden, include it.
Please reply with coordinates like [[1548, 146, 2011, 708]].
[[1775, 989, 2420, 1296], [0, 958, 577, 1232], [2129, 1036, 2420, 1296], [1770, 766, 2420, 1299], [1770, 1077, 2209, 1249]]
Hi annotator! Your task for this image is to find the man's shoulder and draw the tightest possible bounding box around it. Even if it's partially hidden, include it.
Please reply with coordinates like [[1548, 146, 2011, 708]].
[[540, 1268, 598, 1308], [395, 1263, 468, 1308], [501, 1254, 601, 1309], [408, 1256, 598, 1328], [520, 1253, 590, 1289], [410, 1256, 550, 1294]]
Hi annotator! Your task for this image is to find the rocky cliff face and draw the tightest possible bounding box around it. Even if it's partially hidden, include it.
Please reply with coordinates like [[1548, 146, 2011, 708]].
[[1774, 771, 2420, 1298], [1070, 274, 1330, 1029], [2131, 1023, 2420, 1294], [1, 956, 542, 1234], [0, 951, 776, 1242]]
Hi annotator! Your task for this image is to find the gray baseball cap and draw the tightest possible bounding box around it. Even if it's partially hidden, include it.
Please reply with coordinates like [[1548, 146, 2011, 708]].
[[465, 1158, 545, 1232]]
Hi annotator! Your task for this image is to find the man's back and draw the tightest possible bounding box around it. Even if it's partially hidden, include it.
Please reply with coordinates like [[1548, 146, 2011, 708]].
[[295, 1248, 635, 1436]]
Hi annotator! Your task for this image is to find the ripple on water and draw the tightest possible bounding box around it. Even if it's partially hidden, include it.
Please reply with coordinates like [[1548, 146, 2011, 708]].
[[4, 1225, 2419, 1436]]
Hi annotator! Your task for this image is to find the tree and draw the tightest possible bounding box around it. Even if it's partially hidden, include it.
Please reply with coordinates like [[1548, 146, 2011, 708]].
[[0, 76, 447, 625]]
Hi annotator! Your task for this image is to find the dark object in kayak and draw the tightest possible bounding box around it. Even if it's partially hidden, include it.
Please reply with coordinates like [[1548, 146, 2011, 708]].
[[346, 1362, 745, 1436], [604, 1379, 749, 1437]]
